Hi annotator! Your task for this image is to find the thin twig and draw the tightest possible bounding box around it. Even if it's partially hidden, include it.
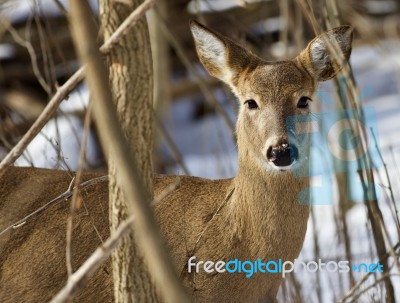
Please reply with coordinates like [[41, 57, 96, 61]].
[[311, 207, 323, 303], [0, 18, 52, 95], [33, 3, 56, 95], [66, 102, 94, 277], [348, 273, 400, 303], [0, 175, 108, 239], [154, 111, 190, 175], [52, 0, 69, 17], [192, 187, 234, 254], [370, 128, 400, 237]]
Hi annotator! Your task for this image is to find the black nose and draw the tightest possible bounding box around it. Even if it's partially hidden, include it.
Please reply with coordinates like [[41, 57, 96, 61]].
[[267, 144, 298, 167]]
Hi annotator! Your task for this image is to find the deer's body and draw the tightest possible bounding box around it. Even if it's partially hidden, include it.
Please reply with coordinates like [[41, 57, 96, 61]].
[[0, 22, 352, 303], [0, 167, 307, 302]]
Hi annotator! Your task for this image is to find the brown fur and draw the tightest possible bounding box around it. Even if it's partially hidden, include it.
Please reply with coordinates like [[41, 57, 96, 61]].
[[0, 22, 352, 302]]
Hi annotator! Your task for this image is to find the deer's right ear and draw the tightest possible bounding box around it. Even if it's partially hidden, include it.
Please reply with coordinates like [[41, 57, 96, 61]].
[[298, 26, 353, 81], [190, 20, 253, 86]]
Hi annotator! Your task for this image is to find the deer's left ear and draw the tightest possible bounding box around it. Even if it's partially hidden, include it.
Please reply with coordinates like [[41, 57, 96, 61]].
[[298, 26, 353, 81], [190, 20, 257, 87]]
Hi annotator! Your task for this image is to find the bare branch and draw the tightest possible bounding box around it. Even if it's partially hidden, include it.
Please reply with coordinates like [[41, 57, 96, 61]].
[[50, 215, 136, 303], [343, 273, 400, 303], [66, 102, 94, 277]]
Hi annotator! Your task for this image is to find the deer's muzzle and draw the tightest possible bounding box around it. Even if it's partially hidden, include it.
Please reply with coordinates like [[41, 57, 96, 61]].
[[267, 143, 298, 167]]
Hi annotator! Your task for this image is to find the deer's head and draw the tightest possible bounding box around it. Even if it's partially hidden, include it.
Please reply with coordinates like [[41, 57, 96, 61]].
[[190, 21, 353, 173]]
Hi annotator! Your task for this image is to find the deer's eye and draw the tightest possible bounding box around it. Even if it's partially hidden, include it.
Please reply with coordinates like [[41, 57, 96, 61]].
[[244, 99, 258, 110], [297, 96, 311, 109]]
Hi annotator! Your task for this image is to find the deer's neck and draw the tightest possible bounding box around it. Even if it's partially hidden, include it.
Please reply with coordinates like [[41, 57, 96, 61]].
[[226, 155, 310, 259]]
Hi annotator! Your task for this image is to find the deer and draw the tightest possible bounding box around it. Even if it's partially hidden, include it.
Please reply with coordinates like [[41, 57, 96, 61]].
[[0, 21, 352, 303]]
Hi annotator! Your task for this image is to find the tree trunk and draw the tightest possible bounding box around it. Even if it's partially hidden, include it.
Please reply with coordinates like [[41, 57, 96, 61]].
[[100, 0, 156, 302]]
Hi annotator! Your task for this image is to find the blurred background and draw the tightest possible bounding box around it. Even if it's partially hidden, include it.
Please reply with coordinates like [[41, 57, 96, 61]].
[[1, 0, 400, 302]]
